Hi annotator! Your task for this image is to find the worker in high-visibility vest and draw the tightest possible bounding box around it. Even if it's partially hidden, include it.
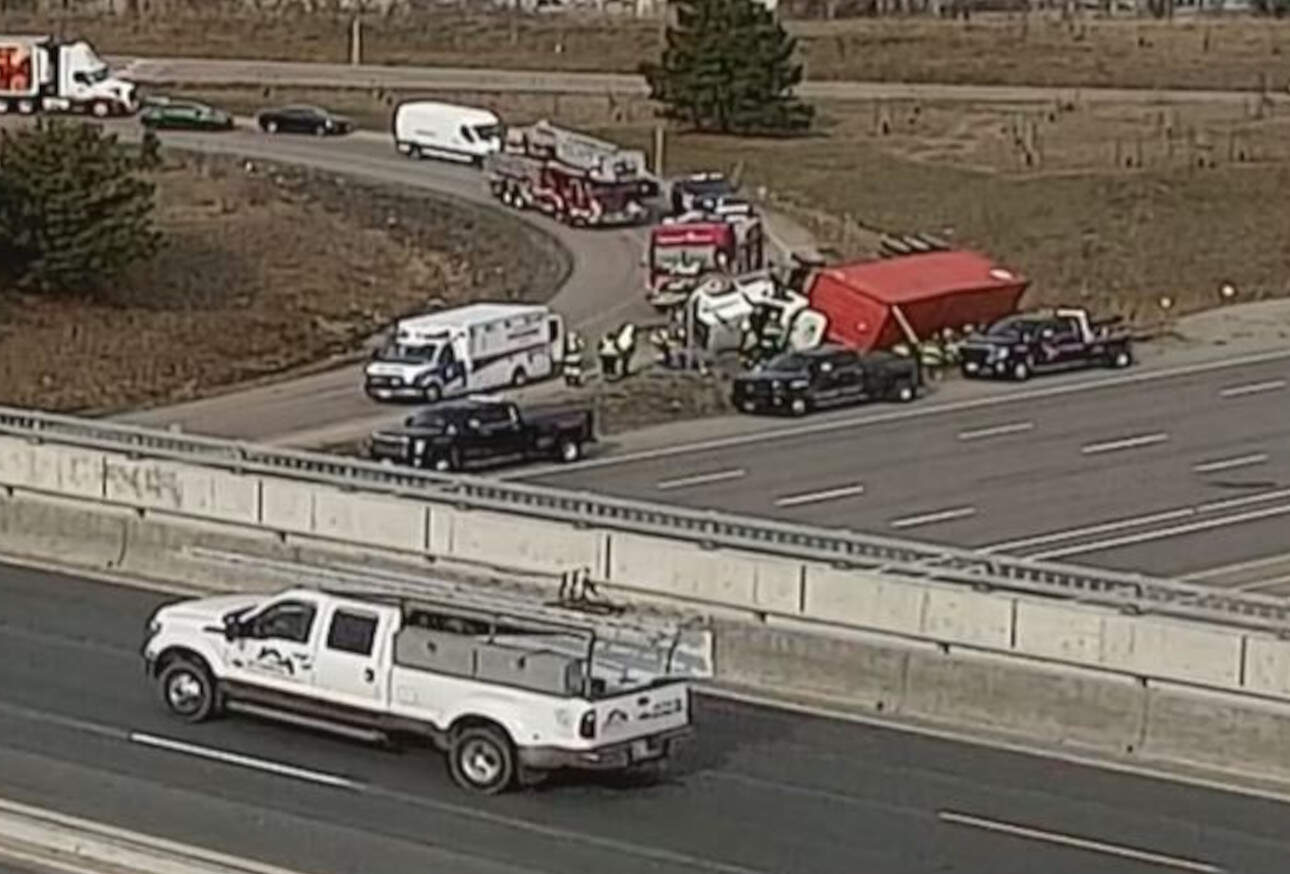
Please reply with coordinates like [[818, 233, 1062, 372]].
[[598, 332, 620, 381], [563, 331, 586, 387]]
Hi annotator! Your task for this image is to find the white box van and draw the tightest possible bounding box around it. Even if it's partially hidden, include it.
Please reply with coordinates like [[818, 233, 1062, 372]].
[[364, 302, 564, 403], [393, 100, 503, 166]]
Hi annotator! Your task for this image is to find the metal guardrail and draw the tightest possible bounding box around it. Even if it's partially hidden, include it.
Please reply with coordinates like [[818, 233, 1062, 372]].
[[4, 405, 1290, 634]]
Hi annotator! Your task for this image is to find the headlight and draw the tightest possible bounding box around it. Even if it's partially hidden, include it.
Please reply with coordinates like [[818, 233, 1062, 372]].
[[993, 347, 1010, 361], [789, 378, 809, 389], [391, 377, 402, 387]]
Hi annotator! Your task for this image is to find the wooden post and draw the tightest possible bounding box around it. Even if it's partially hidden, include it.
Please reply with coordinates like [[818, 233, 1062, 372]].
[[653, 124, 666, 177], [349, 16, 362, 66]]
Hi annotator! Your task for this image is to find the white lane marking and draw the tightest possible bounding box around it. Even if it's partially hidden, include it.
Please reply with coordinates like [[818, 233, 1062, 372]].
[[128, 732, 359, 789], [774, 483, 866, 508], [502, 348, 1290, 479], [1219, 379, 1286, 398], [656, 468, 747, 491], [956, 421, 1034, 441], [891, 506, 977, 529], [1192, 453, 1269, 473], [981, 508, 1196, 553], [1081, 432, 1169, 455], [1027, 501, 1290, 560], [1188, 549, 1290, 581], [937, 810, 1224, 873], [983, 487, 1290, 555], [1233, 574, 1290, 593]]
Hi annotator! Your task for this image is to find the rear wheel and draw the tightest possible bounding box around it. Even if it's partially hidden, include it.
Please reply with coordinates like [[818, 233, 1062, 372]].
[[431, 449, 460, 473], [449, 726, 515, 795], [314, 124, 327, 136], [511, 368, 528, 388], [789, 397, 809, 416], [409, 144, 423, 159], [557, 437, 582, 463], [1109, 347, 1133, 369], [1011, 359, 1032, 381], [264, 119, 278, 134], [891, 381, 916, 403], [16, 99, 35, 115]]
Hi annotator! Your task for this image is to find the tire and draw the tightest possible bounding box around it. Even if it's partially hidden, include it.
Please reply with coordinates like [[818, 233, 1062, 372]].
[[422, 382, 443, 404], [0, 101, 10, 116], [157, 658, 217, 723], [315, 124, 327, 136], [432, 449, 460, 472], [90, 101, 111, 118], [449, 725, 515, 795], [409, 144, 422, 160], [511, 368, 528, 388], [1109, 347, 1133, 369], [557, 438, 582, 463], [264, 120, 278, 134], [16, 99, 34, 115], [891, 381, 916, 403], [1011, 359, 1032, 381], [789, 397, 809, 417]]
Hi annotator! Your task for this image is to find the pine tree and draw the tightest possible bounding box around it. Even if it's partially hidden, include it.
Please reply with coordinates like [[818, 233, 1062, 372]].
[[642, 0, 814, 135], [0, 119, 161, 294]]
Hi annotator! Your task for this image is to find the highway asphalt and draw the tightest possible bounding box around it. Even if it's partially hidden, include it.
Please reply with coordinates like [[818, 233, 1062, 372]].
[[4, 563, 1290, 874], [522, 353, 1290, 587], [114, 56, 1290, 107]]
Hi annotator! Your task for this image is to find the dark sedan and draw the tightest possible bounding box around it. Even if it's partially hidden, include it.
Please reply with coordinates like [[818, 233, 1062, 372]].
[[139, 101, 234, 131], [256, 105, 354, 136]]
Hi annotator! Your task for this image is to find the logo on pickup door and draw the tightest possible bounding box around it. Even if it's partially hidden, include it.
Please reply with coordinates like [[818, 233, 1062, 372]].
[[637, 697, 682, 721]]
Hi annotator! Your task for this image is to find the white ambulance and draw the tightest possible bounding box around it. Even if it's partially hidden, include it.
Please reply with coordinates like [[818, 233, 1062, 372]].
[[364, 303, 565, 403]]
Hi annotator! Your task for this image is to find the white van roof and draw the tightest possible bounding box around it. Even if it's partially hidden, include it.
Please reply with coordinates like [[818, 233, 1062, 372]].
[[395, 100, 500, 126], [396, 302, 550, 334]]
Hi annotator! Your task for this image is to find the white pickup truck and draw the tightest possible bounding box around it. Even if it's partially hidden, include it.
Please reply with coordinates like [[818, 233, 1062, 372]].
[[142, 587, 693, 794]]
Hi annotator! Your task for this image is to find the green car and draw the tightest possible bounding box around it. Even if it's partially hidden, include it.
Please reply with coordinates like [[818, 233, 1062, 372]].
[[140, 101, 235, 132]]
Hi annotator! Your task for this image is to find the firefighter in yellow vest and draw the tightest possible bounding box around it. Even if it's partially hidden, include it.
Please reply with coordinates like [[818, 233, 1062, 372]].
[[563, 330, 585, 387]]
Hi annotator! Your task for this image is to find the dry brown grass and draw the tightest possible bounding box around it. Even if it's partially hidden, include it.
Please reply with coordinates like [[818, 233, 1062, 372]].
[[0, 149, 568, 413], [163, 82, 1290, 322], [7, 10, 1290, 90]]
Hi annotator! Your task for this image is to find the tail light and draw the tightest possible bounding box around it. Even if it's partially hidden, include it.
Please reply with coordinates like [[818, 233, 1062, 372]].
[[578, 709, 596, 740]]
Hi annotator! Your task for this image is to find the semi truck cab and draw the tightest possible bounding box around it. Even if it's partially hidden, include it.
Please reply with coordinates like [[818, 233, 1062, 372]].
[[0, 36, 136, 116]]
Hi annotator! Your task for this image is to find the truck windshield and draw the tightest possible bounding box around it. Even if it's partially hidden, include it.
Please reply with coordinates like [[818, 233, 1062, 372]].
[[764, 352, 811, 372], [474, 123, 502, 141], [85, 66, 109, 84], [377, 342, 438, 363], [653, 244, 717, 274]]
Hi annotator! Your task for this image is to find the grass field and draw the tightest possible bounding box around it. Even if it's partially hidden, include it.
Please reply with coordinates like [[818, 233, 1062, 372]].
[[6, 10, 1290, 91], [170, 82, 1290, 323], [0, 148, 568, 413]]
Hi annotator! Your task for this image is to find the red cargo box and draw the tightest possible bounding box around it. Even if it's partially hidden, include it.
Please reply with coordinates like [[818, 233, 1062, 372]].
[[807, 250, 1028, 352]]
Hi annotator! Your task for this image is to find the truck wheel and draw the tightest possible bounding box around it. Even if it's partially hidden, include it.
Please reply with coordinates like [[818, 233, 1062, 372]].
[[314, 124, 327, 136], [1109, 348, 1133, 369], [0, 101, 9, 115], [511, 368, 528, 388], [409, 144, 423, 160], [891, 381, 916, 403], [422, 382, 443, 404], [449, 726, 515, 795], [789, 397, 809, 416], [264, 120, 278, 134], [1011, 360, 1031, 381], [432, 449, 460, 472], [557, 438, 582, 463], [90, 101, 111, 118], [16, 99, 35, 115], [158, 658, 217, 723]]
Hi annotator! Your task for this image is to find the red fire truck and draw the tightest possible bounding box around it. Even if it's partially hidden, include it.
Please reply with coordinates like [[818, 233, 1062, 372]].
[[484, 120, 658, 228], [645, 211, 766, 310]]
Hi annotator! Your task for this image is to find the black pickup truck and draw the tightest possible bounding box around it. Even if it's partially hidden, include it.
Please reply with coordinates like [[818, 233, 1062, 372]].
[[731, 345, 921, 416], [367, 398, 595, 471], [958, 307, 1133, 381]]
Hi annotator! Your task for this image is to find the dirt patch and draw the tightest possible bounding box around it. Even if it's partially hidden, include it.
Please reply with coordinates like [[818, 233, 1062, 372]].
[[0, 148, 569, 413], [8, 11, 1290, 91]]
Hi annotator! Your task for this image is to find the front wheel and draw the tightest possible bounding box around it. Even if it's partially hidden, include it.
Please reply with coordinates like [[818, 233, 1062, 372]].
[[511, 368, 528, 388], [264, 120, 278, 134], [421, 382, 443, 404], [789, 397, 809, 417], [158, 659, 217, 723], [90, 100, 111, 118], [891, 381, 916, 403], [449, 726, 515, 795], [1108, 347, 1133, 369], [1011, 359, 1032, 381]]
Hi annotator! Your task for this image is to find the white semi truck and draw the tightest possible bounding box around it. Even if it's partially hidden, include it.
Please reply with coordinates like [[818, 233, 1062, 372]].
[[0, 35, 137, 117], [142, 587, 694, 795]]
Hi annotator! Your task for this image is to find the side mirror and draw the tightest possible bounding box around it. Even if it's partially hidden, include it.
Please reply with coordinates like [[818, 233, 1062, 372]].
[[222, 617, 242, 642]]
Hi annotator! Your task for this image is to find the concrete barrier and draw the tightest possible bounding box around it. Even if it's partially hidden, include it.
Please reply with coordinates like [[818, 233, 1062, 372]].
[[1141, 683, 1290, 783], [802, 567, 925, 635], [434, 508, 605, 575], [104, 456, 259, 524], [0, 437, 105, 500]]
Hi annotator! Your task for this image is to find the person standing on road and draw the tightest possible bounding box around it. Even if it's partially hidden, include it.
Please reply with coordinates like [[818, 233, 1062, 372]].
[[598, 332, 620, 381], [563, 330, 585, 387]]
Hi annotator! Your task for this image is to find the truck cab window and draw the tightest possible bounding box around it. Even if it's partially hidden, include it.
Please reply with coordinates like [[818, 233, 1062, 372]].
[[438, 345, 456, 368], [460, 125, 476, 143], [326, 611, 378, 656], [250, 601, 317, 643]]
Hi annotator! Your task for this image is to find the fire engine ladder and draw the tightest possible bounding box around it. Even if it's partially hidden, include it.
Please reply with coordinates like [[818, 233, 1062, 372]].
[[517, 120, 648, 183]]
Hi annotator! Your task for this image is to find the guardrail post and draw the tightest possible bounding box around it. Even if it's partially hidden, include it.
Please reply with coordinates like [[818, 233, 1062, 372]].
[[349, 16, 363, 66]]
